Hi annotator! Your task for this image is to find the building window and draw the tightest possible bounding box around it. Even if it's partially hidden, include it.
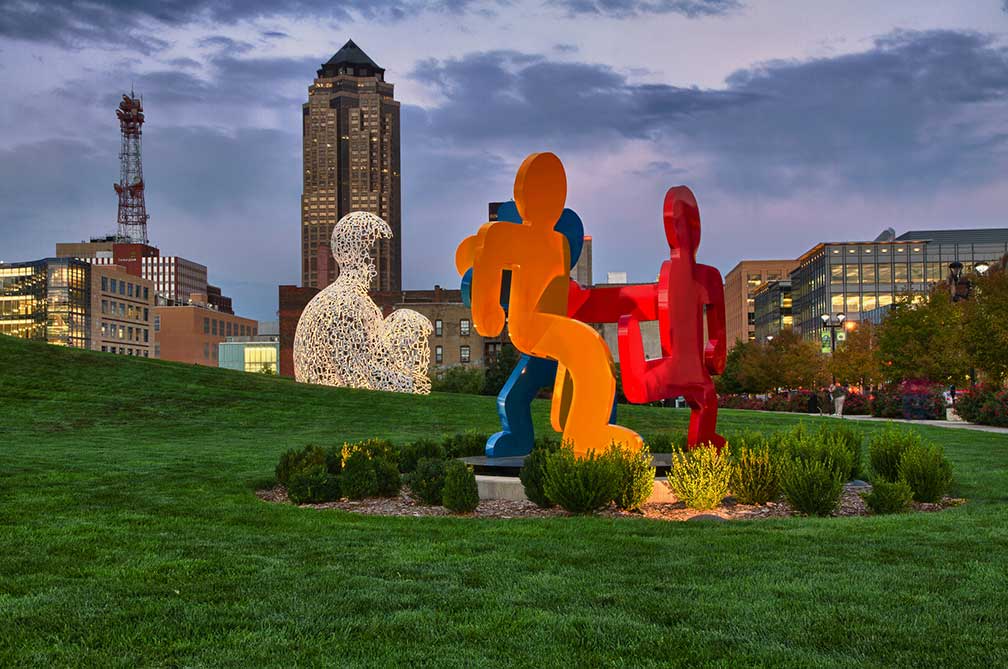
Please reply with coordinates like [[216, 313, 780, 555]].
[[119, 281, 125, 295], [204, 317, 210, 334], [204, 343, 209, 359], [102, 276, 108, 291], [143, 307, 149, 322], [154, 315, 160, 332], [435, 345, 443, 363], [128, 283, 134, 297], [102, 299, 108, 314], [460, 319, 471, 336], [155, 343, 160, 358], [460, 345, 471, 363], [143, 287, 149, 300], [143, 329, 148, 343], [109, 278, 116, 293], [226, 322, 232, 337], [435, 319, 443, 336]]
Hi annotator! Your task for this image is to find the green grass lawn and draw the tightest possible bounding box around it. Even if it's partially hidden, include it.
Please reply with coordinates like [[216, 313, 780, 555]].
[[1, 334, 1007, 668]]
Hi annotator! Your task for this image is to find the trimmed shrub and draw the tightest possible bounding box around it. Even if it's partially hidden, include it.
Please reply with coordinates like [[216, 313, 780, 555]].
[[542, 446, 620, 514], [730, 445, 779, 505], [398, 439, 446, 474], [610, 445, 655, 511], [863, 479, 913, 514], [780, 457, 844, 516], [442, 460, 480, 513], [342, 438, 397, 467], [898, 444, 953, 503], [374, 457, 401, 497], [955, 384, 1008, 427], [340, 450, 379, 500], [411, 457, 447, 505], [287, 461, 340, 504], [781, 424, 854, 481], [824, 422, 863, 480], [842, 392, 869, 415], [668, 444, 732, 510], [868, 426, 921, 482], [520, 438, 561, 508], [276, 444, 325, 486], [444, 432, 489, 458], [870, 385, 903, 418]]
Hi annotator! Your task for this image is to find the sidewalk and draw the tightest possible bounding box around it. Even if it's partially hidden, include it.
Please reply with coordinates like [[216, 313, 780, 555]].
[[838, 413, 1008, 435]]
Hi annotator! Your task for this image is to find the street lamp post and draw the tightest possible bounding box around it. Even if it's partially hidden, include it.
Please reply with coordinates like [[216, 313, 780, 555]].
[[820, 312, 846, 353]]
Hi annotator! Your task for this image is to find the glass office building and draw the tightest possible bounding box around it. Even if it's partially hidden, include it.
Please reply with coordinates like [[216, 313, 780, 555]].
[[753, 280, 792, 341], [791, 229, 1008, 339], [219, 338, 280, 374], [0, 258, 90, 347]]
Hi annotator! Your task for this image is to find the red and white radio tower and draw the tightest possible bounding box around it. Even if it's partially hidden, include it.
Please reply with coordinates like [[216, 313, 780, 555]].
[[113, 91, 150, 244]]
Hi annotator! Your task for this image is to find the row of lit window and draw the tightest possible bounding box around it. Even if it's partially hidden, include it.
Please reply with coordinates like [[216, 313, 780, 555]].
[[101, 322, 149, 343], [434, 345, 471, 364], [102, 300, 148, 321], [101, 345, 149, 357]]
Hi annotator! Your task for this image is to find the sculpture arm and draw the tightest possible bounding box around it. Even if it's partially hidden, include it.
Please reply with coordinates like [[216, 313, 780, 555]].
[[568, 282, 659, 322], [469, 224, 527, 337], [698, 264, 727, 375]]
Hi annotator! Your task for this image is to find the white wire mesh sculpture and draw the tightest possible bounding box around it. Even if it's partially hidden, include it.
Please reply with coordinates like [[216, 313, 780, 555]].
[[293, 211, 433, 394]]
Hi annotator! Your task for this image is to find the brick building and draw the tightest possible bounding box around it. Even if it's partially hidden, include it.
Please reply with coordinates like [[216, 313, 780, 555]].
[[154, 302, 257, 366]]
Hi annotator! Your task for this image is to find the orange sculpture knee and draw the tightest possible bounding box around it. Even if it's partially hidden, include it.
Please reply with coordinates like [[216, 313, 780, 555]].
[[456, 153, 642, 457]]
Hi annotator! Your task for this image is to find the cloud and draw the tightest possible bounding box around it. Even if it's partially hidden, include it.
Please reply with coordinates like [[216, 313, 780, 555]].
[[197, 35, 253, 53], [411, 30, 1008, 195], [0, 1, 481, 50], [559, 0, 741, 18]]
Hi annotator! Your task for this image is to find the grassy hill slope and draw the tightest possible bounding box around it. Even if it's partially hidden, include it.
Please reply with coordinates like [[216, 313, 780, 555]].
[[1, 335, 1006, 667]]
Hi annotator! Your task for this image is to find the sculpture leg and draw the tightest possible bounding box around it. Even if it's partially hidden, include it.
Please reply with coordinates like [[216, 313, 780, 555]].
[[554, 363, 617, 432], [533, 315, 642, 457], [685, 381, 725, 450], [486, 355, 557, 458]]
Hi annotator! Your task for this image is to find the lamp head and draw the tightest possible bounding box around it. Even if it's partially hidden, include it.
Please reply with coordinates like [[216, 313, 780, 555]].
[[837, 313, 846, 323], [821, 313, 830, 324]]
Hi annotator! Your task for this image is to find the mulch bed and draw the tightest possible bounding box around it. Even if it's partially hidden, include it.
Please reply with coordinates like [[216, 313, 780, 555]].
[[256, 483, 965, 521]]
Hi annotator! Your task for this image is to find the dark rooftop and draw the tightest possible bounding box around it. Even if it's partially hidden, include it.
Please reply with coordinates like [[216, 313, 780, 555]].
[[318, 39, 384, 78], [895, 228, 1008, 245]]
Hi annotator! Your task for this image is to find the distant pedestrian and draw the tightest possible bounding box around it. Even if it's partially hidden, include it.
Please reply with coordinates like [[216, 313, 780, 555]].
[[832, 382, 848, 418]]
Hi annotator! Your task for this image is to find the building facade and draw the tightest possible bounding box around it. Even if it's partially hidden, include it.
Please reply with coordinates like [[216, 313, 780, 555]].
[[153, 305, 258, 366], [219, 337, 280, 374], [301, 40, 401, 291], [723, 259, 798, 346], [92, 264, 155, 357], [1, 258, 154, 356], [790, 228, 1008, 339], [753, 280, 793, 342]]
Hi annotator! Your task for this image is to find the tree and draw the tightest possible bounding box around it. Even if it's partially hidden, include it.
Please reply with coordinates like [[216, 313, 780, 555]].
[[432, 365, 485, 395], [481, 343, 521, 396], [876, 289, 971, 384], [715, 342, 746, 394], [831, 321, 882, 387], [962, 265, 1008, 384], [734, 332, 826, 393]]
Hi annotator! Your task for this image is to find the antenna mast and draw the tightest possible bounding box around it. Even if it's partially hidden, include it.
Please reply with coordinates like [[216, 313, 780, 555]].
[[114, 92, 149, 244]]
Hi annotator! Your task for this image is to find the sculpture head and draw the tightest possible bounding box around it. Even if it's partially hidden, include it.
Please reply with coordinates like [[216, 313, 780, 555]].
[[663, 186, 701, 262], [514, 152, 567, 229], [331, 211, 392, 276]]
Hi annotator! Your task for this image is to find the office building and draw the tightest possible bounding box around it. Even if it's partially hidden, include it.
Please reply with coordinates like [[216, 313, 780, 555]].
[[153, 304, 258, 366], [301, 39, 401, 291], [219, 335, 280, 375], [1, 258, 154, 357], [753, 280, 793, 342], [790, 228, 1008, 338], [723, 260, 798, 346]]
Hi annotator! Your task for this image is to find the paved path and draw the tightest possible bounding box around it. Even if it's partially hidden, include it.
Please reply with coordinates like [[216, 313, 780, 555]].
[[839, 413, 1008, 435]]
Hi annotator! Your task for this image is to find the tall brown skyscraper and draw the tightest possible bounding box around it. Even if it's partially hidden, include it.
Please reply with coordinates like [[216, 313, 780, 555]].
[[301, 40, 401, 291]]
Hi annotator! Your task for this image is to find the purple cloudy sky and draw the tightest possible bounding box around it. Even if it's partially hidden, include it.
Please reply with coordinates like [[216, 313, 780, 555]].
[[1, 1, 1007, 321]]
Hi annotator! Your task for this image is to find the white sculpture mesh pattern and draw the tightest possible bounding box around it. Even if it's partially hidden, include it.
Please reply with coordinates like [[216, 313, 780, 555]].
[[293, 211, 433, 394]]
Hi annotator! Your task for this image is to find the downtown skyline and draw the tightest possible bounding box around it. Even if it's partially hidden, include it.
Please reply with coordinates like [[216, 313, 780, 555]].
[[1, 1, 1007, 321]]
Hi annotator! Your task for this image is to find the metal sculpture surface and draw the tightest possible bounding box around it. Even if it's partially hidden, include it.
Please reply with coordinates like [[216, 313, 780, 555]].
[[294, 212, 432, 394], [567, 186, 727, 447], [456, 153, 641, 457], [461, 201, 615, 458]]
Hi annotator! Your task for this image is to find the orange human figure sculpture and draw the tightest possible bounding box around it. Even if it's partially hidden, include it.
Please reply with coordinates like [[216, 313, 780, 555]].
[[617, 186, 727, 448], [455, 153, 642, 457]]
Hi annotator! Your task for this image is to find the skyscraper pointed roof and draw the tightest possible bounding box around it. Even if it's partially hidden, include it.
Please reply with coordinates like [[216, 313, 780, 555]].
[[318, 39, 384, 78]]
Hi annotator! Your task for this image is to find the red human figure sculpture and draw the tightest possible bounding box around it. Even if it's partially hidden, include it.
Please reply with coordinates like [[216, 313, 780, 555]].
[[619, 186, 727, 447], [564, 185, 726, 448]]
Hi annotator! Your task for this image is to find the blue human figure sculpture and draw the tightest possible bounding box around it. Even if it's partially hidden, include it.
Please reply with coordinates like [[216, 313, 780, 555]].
[[461, 201, 616, 458]]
